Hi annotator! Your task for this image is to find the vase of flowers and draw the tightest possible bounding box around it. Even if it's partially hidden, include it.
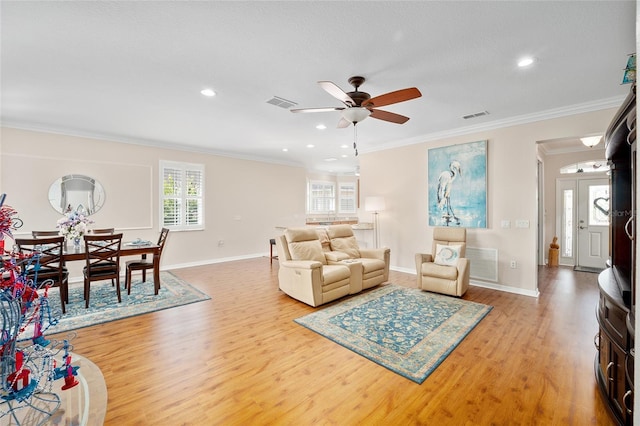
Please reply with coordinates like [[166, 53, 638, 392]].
[[57, 211, 93, 248]]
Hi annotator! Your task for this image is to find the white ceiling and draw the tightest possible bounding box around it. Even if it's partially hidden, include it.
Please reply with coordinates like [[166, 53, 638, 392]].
[[1, 1, 635, 174]]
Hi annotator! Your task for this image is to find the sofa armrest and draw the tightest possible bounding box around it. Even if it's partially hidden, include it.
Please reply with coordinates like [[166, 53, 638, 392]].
[[325, 251, 350, 262], [359, 247, 390, 261], [279, 260, 323, 270], [415, 253, 433, 266]]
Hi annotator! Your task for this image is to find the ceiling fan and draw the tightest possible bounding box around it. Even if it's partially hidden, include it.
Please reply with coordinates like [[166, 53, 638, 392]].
[[291, 76, 422, 128]]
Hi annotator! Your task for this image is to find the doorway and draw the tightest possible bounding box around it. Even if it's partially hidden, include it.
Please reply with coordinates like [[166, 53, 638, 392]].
[[556, 177, 609, 269], [576, 178, 609, 269]]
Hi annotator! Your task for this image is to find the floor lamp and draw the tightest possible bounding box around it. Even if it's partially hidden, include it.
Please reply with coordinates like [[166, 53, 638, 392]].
[[365, 196, 386, 248]]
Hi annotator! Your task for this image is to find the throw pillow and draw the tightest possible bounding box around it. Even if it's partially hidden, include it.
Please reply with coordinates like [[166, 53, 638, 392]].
[[434, 244, 461, 266]]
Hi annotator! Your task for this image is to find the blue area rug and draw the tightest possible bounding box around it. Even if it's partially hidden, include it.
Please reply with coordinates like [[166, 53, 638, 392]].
[[38, 271, 211, 336], [295, 284, 492, 384]]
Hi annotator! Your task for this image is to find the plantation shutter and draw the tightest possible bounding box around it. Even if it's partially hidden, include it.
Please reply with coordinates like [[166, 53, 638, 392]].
[[160, 161, 204, 230]]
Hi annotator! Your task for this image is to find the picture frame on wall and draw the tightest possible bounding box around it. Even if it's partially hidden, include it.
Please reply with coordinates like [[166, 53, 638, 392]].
[[428, 140, 487, 228]]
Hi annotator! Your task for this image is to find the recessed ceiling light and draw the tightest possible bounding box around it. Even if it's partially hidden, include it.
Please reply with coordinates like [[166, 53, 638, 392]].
[[316, 124, 327, 130], [200, 88, 216, 97], [517, 57, 535, 67], [341, 144, 349, 149], [306, 144, 314, 148], [324, 158, 337, 162], [341, 154, 348, 158], [282, 148, 288, 152]]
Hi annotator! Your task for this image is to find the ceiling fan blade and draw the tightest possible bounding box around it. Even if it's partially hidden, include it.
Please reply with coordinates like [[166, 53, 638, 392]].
[[290, 107, 344, 113], [363, 87, 422, 108], [337, 117, 352, 128], [318, 81, 355, 106], [369, 109, 410, 124]]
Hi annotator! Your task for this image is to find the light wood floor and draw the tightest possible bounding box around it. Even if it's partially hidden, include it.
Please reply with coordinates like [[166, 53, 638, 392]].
[[51, 259, 615, 425]]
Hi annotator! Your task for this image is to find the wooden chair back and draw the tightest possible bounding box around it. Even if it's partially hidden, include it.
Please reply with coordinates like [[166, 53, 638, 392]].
[[32, 230, 60, 238], [91, 228, 115, 234], [15, 236, 66, 287], [83, 233, 123, 274]]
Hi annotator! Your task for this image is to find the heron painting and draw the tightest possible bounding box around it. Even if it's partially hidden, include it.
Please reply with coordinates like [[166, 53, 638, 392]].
[[428, 140, 487, 228]]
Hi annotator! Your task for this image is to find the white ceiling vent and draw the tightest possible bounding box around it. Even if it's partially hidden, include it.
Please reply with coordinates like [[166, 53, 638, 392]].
[[267, 96, 298, 109], [462, 110, 490, 120]]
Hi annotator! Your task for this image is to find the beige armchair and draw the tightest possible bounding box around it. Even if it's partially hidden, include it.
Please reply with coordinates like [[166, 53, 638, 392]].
[[275, 227, 351, 307], [415, 227, 470, 297], [325, 225, 390, 291]]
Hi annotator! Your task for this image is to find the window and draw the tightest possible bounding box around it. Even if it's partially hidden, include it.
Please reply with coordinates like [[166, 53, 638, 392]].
[[338, 182, 357, 214], [560, 161, 609, 174], [160, 161, 204, 230], [562, 189, 573, 257], [588, 184, 610, 226], [307, 181, 335, 214]]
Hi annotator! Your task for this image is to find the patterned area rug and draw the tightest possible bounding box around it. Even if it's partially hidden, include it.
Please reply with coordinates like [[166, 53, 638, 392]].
[[295, 284, 492, 384], [38, 271, 210, 336]]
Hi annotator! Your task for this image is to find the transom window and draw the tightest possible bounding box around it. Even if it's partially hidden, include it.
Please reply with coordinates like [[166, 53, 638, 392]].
[[160, 160, 204, 230]]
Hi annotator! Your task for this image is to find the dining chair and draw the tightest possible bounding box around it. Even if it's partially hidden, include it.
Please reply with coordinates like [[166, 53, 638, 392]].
[[91, 228, 115, 234], [125, 228, 169, 295], [32, 230, 61, 238], [83, 233, 123, 308], [15, 236, 69, 313]]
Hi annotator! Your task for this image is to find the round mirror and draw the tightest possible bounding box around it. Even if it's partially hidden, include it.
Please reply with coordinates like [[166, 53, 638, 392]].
[[48, 174, 106, 216]]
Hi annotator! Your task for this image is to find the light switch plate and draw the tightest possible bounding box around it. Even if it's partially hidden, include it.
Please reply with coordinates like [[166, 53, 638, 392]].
[[501, 220, 510, 228], [515, 220, 530, 228]]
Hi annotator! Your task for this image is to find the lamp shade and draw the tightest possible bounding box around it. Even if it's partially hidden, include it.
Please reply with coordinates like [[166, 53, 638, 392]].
[[342, 107, 371, 124], [580, 136, 602, 148], [365, 196, 386, 212]]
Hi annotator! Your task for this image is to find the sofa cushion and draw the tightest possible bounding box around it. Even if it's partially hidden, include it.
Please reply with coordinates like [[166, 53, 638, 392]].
[[329, 235, 360, 259], [288, 240, 326, 264], [421, 262, 458, 280], [434, 244, 461, 266], [285, 228, 327, 264]]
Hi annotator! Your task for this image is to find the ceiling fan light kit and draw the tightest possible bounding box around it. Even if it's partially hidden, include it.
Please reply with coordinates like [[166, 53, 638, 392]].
[[291, 76, 422, 156], [342, 107, 371, 124], [291, 76, 421, 127]]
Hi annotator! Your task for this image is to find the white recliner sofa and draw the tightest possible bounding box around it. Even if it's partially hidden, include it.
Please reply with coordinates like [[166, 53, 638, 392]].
[[275, 227, 352, 307], [324, 225, 390, 292], [275, 225, 391, 307]]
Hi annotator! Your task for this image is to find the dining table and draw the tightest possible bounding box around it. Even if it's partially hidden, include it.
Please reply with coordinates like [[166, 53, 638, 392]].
[[62, 241, 161, 294]]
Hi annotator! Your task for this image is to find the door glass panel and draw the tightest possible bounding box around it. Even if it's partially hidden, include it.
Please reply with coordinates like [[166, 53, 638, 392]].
[[562, 189, 573, 257], [588, 184, 610, 226]]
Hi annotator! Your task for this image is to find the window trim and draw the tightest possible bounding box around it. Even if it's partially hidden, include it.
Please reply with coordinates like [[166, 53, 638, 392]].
[[338, 181, 357, 214], [159, 160, 205, 231], [307, 180, 336, 214]]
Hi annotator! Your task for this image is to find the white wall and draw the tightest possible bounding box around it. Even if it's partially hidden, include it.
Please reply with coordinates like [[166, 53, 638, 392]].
[[0, 127, 307, 277], [358, 108, 617, 295]]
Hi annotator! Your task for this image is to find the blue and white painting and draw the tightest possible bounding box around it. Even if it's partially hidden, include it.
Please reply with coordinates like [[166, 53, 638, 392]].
[[428, 140, 487, 228]]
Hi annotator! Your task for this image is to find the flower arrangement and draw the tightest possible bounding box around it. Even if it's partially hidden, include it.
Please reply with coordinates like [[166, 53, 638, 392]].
[[56, 211, 93, 241]]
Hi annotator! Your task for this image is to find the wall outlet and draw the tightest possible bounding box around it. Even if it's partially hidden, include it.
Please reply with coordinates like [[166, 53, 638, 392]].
[[510, 260, 517, 269], [218, 240, 224, 247]]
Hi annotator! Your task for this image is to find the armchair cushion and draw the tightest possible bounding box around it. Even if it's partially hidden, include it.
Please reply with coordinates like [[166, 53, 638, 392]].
[[434, 244, 462, 266], [421, 262, 458, 280]]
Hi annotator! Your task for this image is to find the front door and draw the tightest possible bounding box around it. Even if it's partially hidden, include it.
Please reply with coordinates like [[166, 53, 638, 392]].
[[577, 178, 609, 269]]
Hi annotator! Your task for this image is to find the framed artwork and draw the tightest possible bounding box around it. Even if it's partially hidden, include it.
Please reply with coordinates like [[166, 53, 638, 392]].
[[428, 140, 487, 228]]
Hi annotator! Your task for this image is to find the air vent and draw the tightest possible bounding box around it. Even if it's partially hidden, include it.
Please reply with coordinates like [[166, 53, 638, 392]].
[[462, 110, 490, 120], [266, 96, 298, 109]]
